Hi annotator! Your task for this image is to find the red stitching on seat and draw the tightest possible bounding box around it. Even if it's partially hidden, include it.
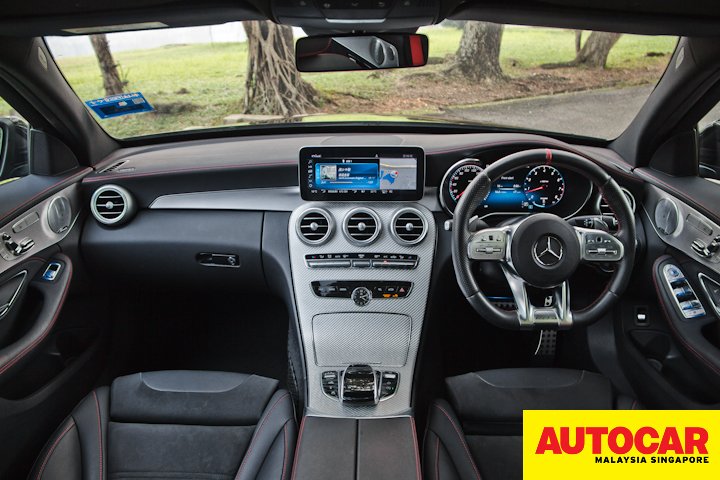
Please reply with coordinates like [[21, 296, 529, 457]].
[[0, 259, 73, 376], [433, 403, 482, 480], [410, 417, 422, 480], [35, 421, 75, 480], [281, 422, 289, 480], [435, 435, 440, 480], [235, 392, 290, 479], [290, 416, 306, 480], [92, 390, 104, 480]]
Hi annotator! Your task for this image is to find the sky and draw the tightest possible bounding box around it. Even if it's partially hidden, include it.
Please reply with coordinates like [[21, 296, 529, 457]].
[[46, 22, 305, 58]]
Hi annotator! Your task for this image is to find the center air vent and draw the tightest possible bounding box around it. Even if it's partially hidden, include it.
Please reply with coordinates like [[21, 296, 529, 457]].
[[296, 208, 333, 245], [91, 185, 136, 226], [391, 208, 427, 245], [343, 208, 381, 245]]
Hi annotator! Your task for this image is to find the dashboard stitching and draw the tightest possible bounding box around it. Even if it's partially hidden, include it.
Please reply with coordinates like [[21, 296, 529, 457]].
[[0, 167, 91, 226]]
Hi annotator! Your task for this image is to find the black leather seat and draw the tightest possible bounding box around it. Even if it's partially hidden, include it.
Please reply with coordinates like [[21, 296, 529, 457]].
[[423, 368, 638, 480], [29, 371, 296, 480]]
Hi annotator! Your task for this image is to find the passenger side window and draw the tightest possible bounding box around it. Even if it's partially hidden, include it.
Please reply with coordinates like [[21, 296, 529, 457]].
[[698, 103, 720, 180], [0, 97, 30, 185]]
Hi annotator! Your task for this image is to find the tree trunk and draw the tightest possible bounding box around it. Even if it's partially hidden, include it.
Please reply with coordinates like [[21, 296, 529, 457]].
[[574, 32, 622, 68], [447, 21, 505, 82], [90, 34, 124, 96], [574, 30, 583, 54], [242, 21, 317, 117]]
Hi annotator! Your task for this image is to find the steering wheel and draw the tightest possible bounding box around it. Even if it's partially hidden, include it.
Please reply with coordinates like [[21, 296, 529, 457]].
[[451, 148, 636, 329]]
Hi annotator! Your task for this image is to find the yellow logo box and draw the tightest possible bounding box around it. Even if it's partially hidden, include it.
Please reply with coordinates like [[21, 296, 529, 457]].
[[523, 410, 719, 480]]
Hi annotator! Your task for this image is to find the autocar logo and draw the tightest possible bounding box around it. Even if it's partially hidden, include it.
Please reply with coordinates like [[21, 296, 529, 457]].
[[533, 235, 564, 266]]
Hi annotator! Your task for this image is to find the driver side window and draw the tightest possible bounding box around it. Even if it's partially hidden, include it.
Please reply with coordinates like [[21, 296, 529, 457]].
[[698, 102, 720, 180], [0, 97, 30, 185]]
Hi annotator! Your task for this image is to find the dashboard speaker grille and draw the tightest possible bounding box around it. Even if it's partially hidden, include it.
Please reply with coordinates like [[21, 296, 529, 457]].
[[297, 208, 333, 244], [343, 208, 380, 244], [391, 208, 427, 245], [91, 185, 135, 225]]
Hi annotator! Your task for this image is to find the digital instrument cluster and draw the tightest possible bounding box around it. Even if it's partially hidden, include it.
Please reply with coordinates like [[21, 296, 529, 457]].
[[439, 158, 592, 218]]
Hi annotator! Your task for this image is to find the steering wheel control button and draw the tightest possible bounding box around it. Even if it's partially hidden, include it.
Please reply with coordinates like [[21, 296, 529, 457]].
[[351, 287, 372, 306], [575, 228, 624, 262], [661, 264, 706, 319], [468, 229, 506, 260]]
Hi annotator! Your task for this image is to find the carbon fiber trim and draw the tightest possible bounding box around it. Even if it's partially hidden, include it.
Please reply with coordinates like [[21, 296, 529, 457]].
[[312, 313, 412, 367], [289, 202, 436, 417]]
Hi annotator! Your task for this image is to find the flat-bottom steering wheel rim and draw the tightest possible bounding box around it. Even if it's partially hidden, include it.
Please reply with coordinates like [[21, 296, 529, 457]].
[[451, 148, 636, 330]]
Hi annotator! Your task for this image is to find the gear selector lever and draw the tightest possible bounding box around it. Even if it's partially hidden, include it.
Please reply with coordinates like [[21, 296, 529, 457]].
[[340, 365, 379, 405]]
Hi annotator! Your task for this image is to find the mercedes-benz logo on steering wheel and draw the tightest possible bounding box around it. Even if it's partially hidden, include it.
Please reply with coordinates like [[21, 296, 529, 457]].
[[532, 234, 564, 266]]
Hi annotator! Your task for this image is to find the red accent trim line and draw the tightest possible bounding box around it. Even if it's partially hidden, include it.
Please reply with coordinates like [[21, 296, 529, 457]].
[[410, 417, 422, 480], [0, 258, 73, 375], [235, 392, 290, 479], [290, 415, 306, 480], [92, 390, 104, 480], [434, 403, 482, 480], [35, 421, 75, 480], [0, 168, 91, 226], [545, 148, 553, 164]]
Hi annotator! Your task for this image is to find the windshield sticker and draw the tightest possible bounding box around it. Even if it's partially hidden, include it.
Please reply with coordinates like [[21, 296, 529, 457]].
[[86, 92, 154, 119]]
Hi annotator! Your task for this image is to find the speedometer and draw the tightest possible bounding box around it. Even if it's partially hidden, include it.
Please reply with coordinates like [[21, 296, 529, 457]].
[[523, 165, 565, 208], [449, 164, 484, 202], [439, 159, 484, 214]]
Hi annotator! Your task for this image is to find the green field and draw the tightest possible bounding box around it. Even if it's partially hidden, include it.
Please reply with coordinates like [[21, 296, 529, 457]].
[[0, 26, 677, 138]]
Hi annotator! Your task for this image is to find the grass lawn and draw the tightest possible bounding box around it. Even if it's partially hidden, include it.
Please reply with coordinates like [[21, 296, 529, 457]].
[[1, 26, 678, 138]]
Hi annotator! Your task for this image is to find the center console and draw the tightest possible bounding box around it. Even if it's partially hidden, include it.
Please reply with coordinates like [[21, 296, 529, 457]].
[[289, 146, 435, 417]]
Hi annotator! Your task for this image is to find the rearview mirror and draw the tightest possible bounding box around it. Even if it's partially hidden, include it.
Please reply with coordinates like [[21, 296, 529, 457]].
[[296, 34, 428, 72]]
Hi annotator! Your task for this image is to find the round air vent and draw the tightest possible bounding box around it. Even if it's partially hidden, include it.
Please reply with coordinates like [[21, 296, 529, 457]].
[[91, 185, 136, 226], [391, 208, 428, 245], [343, 208, 381, 245], [296, 208, 333, 245], [47, 196, 72, 234], [655, 198, 680, 235]]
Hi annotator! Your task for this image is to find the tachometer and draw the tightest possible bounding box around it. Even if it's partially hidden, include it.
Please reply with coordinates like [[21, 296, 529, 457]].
[[523, 165, 565, 208], [440, 159, 484, 214]]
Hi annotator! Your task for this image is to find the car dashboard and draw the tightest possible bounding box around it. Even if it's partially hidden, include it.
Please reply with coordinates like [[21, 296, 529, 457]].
[[71, 131, 644, 417]]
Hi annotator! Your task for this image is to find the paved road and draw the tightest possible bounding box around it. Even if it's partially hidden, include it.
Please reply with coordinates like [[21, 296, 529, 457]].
[[440, 85, 655, 138]]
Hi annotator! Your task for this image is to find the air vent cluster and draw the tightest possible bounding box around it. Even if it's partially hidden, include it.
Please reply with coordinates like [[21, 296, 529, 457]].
[[100, 160, 127, 173], [297, 208, 333, 244], [91, 185, 136, 226], [343, 208, 381, 245], [391, 208, 427, 245]]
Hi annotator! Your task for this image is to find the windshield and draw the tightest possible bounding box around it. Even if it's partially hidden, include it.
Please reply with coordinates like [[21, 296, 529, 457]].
[[46, 22, 677, 140]]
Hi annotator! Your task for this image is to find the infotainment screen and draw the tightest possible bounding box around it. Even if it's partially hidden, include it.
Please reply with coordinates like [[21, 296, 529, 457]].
[[299, 146, 425, 201]]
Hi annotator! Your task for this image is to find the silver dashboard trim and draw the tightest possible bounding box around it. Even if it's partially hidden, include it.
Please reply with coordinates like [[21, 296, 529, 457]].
[[149, 186, 443, 212], [289, 202, 436, 418]]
